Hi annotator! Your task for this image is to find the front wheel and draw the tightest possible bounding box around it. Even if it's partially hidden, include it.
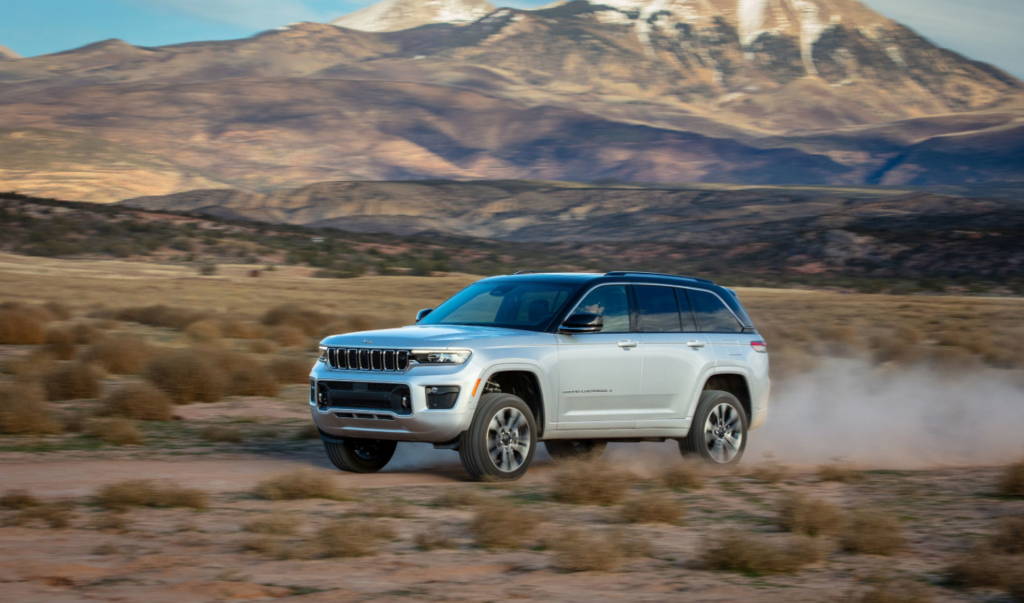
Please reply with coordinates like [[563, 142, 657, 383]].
[[323, 438, 397, 473], [544, 440, 607, 461], [459, 393, 537, 482], [679, 390, 748, 467]]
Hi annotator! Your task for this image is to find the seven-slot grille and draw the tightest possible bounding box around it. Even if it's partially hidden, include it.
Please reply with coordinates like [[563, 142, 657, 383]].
[[326, 348, 410, 372]]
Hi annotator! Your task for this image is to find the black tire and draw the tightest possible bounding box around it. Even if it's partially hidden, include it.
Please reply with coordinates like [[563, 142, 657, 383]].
[[544, 440, 607, 461], [323, 438, 397, 473], [459, 393, 537, 482], [679, 390, 748, 468]]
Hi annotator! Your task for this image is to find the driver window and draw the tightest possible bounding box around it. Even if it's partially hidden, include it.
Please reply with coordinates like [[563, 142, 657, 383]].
[[572, 285, 630, 333]]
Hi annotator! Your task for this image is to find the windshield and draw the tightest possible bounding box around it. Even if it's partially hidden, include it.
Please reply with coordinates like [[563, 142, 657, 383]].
[[419, 281, 579, 332]]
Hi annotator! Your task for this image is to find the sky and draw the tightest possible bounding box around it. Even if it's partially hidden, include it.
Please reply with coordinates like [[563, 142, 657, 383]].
[[1, 0, 1022, 79]]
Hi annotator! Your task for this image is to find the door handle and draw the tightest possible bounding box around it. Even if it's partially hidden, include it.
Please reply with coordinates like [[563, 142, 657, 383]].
[[617, 340, 638, 349], [686, 340, 706, 349]]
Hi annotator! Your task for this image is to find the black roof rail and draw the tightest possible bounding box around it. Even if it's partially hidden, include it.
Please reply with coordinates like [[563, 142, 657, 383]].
[[604, 271, 715, 285]]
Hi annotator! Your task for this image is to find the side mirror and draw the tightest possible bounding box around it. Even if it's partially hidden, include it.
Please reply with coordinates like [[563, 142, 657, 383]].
[[559, 313, 603, 334], [416, 308, 433, 322]]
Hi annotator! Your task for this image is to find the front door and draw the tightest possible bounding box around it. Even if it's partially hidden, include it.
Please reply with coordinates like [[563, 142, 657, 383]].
[[555, 284, 640, 430]]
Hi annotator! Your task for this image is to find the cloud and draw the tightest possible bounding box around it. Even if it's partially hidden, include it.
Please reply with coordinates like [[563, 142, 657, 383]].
[[129, 0, 333, 29]]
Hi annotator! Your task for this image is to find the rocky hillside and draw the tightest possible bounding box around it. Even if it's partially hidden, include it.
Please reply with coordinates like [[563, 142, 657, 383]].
[[0, 0, 1020, 201]]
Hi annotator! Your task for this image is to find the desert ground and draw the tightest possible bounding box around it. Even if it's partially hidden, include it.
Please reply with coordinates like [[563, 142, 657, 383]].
[[2, 253, 1024, 602]]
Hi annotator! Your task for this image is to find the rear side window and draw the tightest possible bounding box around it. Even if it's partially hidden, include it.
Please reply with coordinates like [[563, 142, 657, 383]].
[[688, 289, 744, 333], [674, 289, 698, 332], [635, 285, 681, 332]]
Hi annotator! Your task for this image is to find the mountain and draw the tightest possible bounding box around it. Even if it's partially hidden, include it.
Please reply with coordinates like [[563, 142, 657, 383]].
[[0, 0, 1021, 202], [332, 0, 496, 32], [0, 45, 19, 60]]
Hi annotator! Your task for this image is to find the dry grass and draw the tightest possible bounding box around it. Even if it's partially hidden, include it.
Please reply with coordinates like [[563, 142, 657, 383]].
[[99, 383, 173, 421], [43, 327, 77, 360], [226, 363, 280, 397], [254, 469, 344, 501], [0, 308, 46, 344], [999, 461, 1024, 497], [991, 515, 1024, 554], [777, 492, 845, 536], [14, 502, 75, 529], [267, 355, 312, 384], [0, 381, 61, 435], [247, 339, 278, 354], [550, 527, 623, 572], [316, 519, 394, 558], [85, 418, 144, 446], [747, 453, 789, 484], [700, 531, 826, 574], [415, 530, 455, 551], [852, 579, 933, 603], [84, 335, 155, 375], [262, 305, 333, 337], [184, 319, 222, 342], [469, 501, 539, 548], [243, 512, 299, 536], [268, 325, 307, 348], [197, 424, 244, 443], [362, 499, 411, 518], [0, 489, 40, 509], [90, 511, 130, 532], [840, 510, 904, 555], [144, 349, 223, 404], [550, 460, 637, 505], [94, 480, 208, 511], [659, 461, 705, 491], [294, 423, 320, 440], [434, 488, 484, 507], [69, 322, 105, 345], [220, 320, 266, 340], [819, 460, 865, 483], [44, 362, 101, 401], [946, 547, 1014, 589], [617, 492, 684, 524]]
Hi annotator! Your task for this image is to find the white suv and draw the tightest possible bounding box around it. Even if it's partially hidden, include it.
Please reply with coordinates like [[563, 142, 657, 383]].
[[309, 272, 769, 481]]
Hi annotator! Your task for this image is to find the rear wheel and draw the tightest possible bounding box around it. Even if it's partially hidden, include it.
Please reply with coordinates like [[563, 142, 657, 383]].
[[323, 438, 397, 473], [679, 390, 748, 467], [544, 440, 607, 461], [459, 393, 537, 482]]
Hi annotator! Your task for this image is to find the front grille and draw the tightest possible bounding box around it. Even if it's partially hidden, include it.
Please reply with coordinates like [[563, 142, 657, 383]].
[[317, 381, 412, 415], [326, 348, 410, 372]]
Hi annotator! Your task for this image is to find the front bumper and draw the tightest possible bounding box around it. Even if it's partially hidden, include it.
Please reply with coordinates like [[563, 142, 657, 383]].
[[308, 360, 482, 443]]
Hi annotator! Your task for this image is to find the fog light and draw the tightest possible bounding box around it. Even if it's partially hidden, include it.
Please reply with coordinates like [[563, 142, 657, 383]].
[[426, 386, 460, 410]]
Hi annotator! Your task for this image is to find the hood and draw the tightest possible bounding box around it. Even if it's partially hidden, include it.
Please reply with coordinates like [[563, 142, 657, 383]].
[[321, 324, 549, 349]]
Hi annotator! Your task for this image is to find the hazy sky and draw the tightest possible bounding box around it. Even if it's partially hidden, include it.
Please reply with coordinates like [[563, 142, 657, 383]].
[[2, 0, 1022, 78]]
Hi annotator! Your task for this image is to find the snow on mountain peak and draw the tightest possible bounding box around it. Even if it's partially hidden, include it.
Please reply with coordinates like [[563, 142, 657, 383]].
[[332, 0, 496, 32]]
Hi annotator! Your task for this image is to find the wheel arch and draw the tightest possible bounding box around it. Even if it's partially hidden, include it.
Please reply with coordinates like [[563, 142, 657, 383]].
[[701, 372, 752, 423], [480, 366, 548, 437]]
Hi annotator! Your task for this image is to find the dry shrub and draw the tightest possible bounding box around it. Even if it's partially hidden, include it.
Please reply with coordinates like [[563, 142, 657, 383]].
[[991, 515, 1024, 554], [268, 325, 307, 348], [362, 499, 411, 519], [1, 490, 40, 509], [198, 425, 244, 443], [44, 362, 102, 401], [617, 492, 684, 524], [267, 355, 311, 384], [226, 363, 280, 397], [0, 381, 61, 435], [220, 320, 265, 340], [262, 305, 332, 336], [819, 460, 865, 483], [295, 423, 320, 440], [13, 502, 75, 529], [320, 315, 379, 337], [86, 418, 144, 446], [660, 462, 705, 491], [70, 322, 105, 345], [317, 519, 394, 558], [144, 350, 223, 404], [840, 510, 904, 555], [91, 512, 130, 532], [247, 339, 278, 354], [0, 309, 46, 344], [550, 527, 623, 572], [701, 531, 826, 574], [44, 301, 72, 321], [946, 547, 1014, 589], [95, 480, 208, 511], [853, 579, 933, 603], [184, 319, 222, 342], [85, 335, 155, 374], [100, 384, 173, 421], [44, 328, 77, 360], [415, 530, 455, 551], [244, 513, 299, 535], [254, 469, 344, 501], [469, 501, 539, 548], [242, 535, 304, 560], [747, 453, 789, 484], [116, 305, 207, 330], [434, 488, 484, 507], [92, 543, 120, 555], [999, 461, 1024, 497], [777, 492, 845, 536], [551, 460, 636, 505]]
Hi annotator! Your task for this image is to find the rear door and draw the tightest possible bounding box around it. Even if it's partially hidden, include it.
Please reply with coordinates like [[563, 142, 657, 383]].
[[555, 284, 640, 430], [635, 285, 715, 428], [687, 288, 750, 368]]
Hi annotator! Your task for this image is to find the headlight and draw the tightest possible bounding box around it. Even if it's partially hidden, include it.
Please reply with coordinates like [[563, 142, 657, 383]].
[[411, 350, 472, 365], [318, 346, 328, 362]]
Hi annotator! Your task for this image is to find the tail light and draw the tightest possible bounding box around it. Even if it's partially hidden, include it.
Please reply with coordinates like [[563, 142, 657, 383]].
[[751, 341, 767, 353]]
